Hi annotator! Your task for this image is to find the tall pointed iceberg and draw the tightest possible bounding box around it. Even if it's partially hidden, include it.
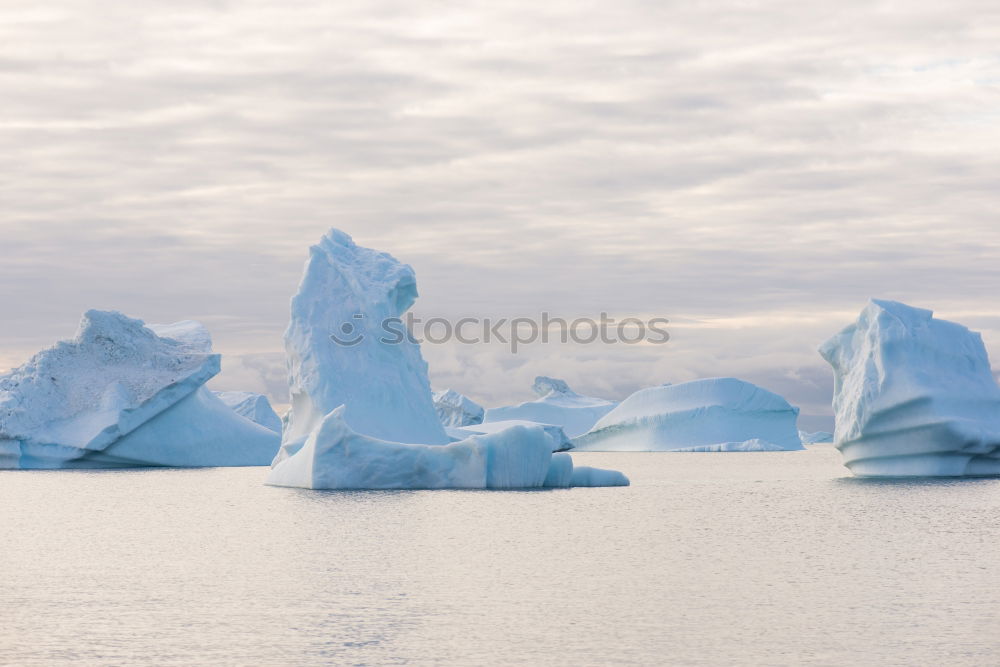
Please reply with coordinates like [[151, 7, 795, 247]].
[[268, 230, 628, 489], [820, 299, 1000, 477], [280, 229, 448, 450]]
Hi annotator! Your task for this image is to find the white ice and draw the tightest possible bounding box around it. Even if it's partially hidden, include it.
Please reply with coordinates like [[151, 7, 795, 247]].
[[483, 376, 617, 438], [573, 378, 803, 452], [668, 438, 791, 452], [820, 299, 1000, 477], [447, 419, 574, 452], [0, 310, 280, 468], [215, 391, 283, 434], [266, 406, 628, 490], [268, 230, 628, 489], [433, 389, 485, 427], [799, 430, 834, 444], [281, 229, 448, 449]]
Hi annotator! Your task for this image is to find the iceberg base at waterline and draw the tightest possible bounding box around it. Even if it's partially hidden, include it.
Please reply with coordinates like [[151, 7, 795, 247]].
[[573, 378, 803, 452], [266, 407, 628, 490], [0, 309, 280, 469], [668, 438, 794, 452], [821, 299, 1000, 478]]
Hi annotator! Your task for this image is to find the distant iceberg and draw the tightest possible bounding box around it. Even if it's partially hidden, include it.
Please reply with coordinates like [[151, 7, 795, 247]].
[[266, 407, 627, 490], [484, 376, 617, 438], [670, 438, 793, 452], [215, 391, 283, 434], [433, 389, 485, 427], [447, 419, 574, 452], [0, 310, 280, 468], [820, 299, 1000, 477], [281, 229, 448, 449], [799, 430, 834, 444], [573, 378, 803, 452]]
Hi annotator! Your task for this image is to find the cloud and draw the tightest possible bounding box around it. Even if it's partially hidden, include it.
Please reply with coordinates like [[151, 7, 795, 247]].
[[1, 0, 999, 418]]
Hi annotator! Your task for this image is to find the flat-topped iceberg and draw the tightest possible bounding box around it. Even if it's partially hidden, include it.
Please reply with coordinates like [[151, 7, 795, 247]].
[[433, 389, 485, 427], [266, 407, 627, 489], [281, 229, 447, 449], [0, 310, 280, 468], [573, 378, 803, 452], [483, 376, 617, 438], [215, 391, 283, 434], [820, 299, 1000, 477], [447, 419, 573, 452]]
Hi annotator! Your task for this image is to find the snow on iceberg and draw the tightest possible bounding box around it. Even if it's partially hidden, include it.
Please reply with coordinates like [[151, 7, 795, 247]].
[[799, 430, 834, 444], [148, 319, 214, 353], [447, 419, 574, 452], [433, 389, 484, 427], [483, 376, 617, 438], [573, 378, 803, 452], [820, 299, 1000, 477], [0, 310, 280, 469], [215, 391, 283, 434], [266, 407, 628, 490], [281, 229, 448, 448]]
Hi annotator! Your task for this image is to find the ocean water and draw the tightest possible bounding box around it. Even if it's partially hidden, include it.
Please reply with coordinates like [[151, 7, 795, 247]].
[[1, 446, 998, 666]]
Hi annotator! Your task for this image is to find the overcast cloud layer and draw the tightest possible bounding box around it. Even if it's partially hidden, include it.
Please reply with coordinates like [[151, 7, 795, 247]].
[[2, 1, 999, 427]]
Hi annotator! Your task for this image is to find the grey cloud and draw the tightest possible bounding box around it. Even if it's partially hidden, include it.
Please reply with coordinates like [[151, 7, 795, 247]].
[[1, 0, 998, 412]]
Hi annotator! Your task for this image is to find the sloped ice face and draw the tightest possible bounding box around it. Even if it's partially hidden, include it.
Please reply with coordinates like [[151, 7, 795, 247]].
[[266, 406, 628, 490], [433, 389, 484, 427], [281, 229, 447, 448], [483, 376, 617, 438], [573, 378, 803, 452], [0, 310, 280, 469], [215, 391, 283, 434], [819, 299, 1000, 477]]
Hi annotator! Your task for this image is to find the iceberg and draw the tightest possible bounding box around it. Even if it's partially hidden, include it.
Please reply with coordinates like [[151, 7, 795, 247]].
[[669, 438, 790, 452], [148, 319, 213, 353], [266, 407, 628, 489], [281, 229, 448, 449], [820, 299, 1000, 477], [799, 430, 834, 444], [215, 391, 283, 434], [568, 465, 630, 487], [268, 229, 628, 490], [433, 389, 485, 427], [0, 310, 280, 469], [447, 419, 574, 452], [573, 378, 803, 452], [483, 376, 617, 438]]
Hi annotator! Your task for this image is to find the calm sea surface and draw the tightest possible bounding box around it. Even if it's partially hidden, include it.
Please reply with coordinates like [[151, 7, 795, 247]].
[[2, 446, 998, 666]]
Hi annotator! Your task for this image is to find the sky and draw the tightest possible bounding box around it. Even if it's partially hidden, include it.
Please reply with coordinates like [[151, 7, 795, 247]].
[[2, 1, 999, 429]]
